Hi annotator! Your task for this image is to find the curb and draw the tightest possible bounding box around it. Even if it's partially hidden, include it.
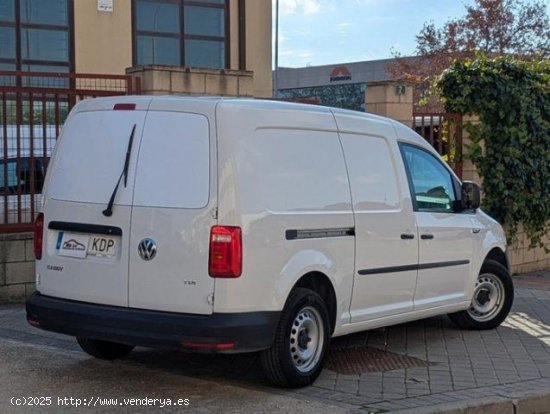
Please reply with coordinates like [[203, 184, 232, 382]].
[[388, 390, 550, 414]]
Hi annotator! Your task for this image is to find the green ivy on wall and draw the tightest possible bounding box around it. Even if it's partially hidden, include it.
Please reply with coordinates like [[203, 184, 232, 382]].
[[437, 56, 550, 248]]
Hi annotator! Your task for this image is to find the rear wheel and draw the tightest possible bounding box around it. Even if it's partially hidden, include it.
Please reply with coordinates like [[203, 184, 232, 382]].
[[448, 259, 514, 330], [261, 288, 329, 388], [76, 337, 134, 360]]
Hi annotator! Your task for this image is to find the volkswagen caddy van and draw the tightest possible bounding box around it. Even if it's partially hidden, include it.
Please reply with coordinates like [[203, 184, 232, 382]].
[[27, 97, 513, 388]]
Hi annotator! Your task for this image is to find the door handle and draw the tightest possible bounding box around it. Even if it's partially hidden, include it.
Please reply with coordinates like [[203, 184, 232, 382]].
[[421, 234, 434, 240], [400, 234, 415, 240], [472, 228, 481, 234]]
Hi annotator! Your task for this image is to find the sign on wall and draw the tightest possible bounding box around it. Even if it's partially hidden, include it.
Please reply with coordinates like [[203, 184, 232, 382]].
[[97, 0, 113, 12], [329, 66, 352, 82]]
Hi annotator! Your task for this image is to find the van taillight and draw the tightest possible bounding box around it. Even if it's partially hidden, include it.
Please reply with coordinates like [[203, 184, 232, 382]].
[[208, 226, 242, 278], [34, 213, 44, 260]]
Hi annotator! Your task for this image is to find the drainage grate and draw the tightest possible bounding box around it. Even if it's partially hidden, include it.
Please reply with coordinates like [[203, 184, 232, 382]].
[[324, 346, 429, 375]]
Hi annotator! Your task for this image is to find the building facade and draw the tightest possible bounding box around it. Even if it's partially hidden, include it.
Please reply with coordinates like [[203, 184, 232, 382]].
[[277, 58, 398, 111], [0, 0, 272, 97]]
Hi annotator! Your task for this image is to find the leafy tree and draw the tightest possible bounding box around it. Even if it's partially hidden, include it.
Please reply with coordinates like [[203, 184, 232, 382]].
[[390, 0, 550, 109]]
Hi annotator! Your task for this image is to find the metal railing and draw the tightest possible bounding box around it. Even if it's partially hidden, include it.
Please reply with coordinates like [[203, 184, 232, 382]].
[[0, 71, 141, 232]]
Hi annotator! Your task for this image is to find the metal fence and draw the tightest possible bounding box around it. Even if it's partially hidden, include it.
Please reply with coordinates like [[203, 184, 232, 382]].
[[412, 112, 463, 179], [0, 71, 141, 232]]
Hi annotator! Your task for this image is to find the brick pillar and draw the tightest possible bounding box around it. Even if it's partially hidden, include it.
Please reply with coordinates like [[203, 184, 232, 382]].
[[365, 81, 413, 126]]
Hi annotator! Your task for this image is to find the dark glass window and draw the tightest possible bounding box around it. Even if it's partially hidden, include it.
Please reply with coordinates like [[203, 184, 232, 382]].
[[185, 39, 224, 68], [133, 0, 228, 69], [137, 36, 180, 66], [184, 6, 224, 36], [136, 1, 179, 33], [21, 29, 69, 61], [0, 0, 73, 73], [20, 0, 68, 25], [0, 1, 14, 21], [0, 27, 16, 59]]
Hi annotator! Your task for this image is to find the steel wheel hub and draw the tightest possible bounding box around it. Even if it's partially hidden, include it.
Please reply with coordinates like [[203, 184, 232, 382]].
[[289, 306, 324, 373], [467, 273, 505, 322]]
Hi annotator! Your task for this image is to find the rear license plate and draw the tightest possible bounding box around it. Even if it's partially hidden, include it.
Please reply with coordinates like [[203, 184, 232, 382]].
[[56, 232, 118, 258], [88, 235, 118, 257]]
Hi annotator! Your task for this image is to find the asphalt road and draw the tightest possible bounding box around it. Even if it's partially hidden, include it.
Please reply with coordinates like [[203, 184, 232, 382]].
[[0, 338, 350, 414]]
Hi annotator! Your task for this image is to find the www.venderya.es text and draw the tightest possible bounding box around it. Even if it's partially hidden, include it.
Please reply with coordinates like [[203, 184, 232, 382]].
[[11, 396, 190, 408]]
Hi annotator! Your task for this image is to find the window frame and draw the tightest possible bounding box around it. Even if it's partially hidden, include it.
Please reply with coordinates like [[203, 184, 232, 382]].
[[0, 0, 74, 73], [398, 142, 462, 214], [132, 0, 230, 69]]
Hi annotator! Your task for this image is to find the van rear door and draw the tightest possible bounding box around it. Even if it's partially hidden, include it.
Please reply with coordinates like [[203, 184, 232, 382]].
[[39, 98, 151, 307], [128, 110, 215, 315]]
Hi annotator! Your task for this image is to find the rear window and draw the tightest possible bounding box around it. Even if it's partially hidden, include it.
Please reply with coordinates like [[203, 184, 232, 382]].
[[48, 110, 210, 209], [133, 111, 210, 209], [48, 110, 147, 205]]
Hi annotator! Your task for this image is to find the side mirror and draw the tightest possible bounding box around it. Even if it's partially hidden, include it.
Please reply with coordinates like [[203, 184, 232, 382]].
[[461, 181, 480, 211]]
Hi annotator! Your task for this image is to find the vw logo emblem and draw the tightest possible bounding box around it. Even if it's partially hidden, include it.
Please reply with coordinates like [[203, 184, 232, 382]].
[[138, 238, 157, 261]]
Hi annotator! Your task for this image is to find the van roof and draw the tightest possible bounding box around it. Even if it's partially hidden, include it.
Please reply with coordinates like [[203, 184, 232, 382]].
[[71, 95, 427, 148]]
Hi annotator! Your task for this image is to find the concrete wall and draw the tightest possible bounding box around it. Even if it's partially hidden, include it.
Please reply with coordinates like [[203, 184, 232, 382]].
[[244, 0, 272, 98], [74, 0, 133, 75], [0, 233, 35, 303], [73, 0, 272, 98]]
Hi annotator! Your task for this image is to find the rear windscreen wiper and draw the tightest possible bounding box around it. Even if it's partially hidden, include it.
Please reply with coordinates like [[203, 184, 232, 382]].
[[102, 124, 137, 217]]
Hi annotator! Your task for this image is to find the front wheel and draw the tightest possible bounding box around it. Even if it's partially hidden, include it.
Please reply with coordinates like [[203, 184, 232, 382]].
[[261, 288, 330, 388], [76, 337, 134, 360], [448, 259, 514, 330]]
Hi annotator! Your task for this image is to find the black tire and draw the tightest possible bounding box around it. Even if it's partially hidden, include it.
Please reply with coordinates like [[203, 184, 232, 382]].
[[76, 337, 134, 360], [448, 259, 514, 330], [261, 287, 330, 388]]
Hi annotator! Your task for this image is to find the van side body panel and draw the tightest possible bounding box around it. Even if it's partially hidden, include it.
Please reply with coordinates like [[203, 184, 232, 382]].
[[332, 111, 419, 326], [214, 101, 355, 327]]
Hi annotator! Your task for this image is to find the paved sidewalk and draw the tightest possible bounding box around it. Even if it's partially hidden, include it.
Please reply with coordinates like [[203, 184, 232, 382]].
[[1, 270, 550, 413]]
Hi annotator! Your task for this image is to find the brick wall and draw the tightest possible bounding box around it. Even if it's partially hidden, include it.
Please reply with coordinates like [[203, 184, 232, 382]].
[[506, 225, 550, 275], [0, 233, 35, 303], [126, 66, 254, 97]]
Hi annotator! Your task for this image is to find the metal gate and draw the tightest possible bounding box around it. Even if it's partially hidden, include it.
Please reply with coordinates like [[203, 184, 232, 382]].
[[412, 112, 463, 178], [0, 71, 141, 232]]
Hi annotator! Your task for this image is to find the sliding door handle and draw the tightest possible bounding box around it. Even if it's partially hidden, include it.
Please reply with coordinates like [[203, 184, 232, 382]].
[[400, 234, 415, 240], [421, 234, 434, 240]]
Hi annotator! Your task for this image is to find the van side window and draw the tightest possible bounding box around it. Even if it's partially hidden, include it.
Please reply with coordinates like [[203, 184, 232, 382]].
[[400, 144, 456, 213]]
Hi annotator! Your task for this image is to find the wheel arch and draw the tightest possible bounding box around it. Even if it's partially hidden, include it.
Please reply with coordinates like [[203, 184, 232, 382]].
[[292, 271, 337, 335], [484, 247, 509, 270]]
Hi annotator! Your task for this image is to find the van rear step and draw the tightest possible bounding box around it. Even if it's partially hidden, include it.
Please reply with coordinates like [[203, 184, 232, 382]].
[[26, 293, 280, 353]]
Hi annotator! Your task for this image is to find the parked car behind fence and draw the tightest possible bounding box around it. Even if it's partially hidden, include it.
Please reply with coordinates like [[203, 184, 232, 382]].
[[0, 125, 56, 225]]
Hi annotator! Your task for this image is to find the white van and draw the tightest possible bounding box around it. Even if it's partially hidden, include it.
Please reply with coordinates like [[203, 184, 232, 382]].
[[26, 96, 513, 388]]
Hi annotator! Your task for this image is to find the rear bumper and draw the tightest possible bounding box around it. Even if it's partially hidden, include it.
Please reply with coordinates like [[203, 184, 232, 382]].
[[26, 292, 280, 353]]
